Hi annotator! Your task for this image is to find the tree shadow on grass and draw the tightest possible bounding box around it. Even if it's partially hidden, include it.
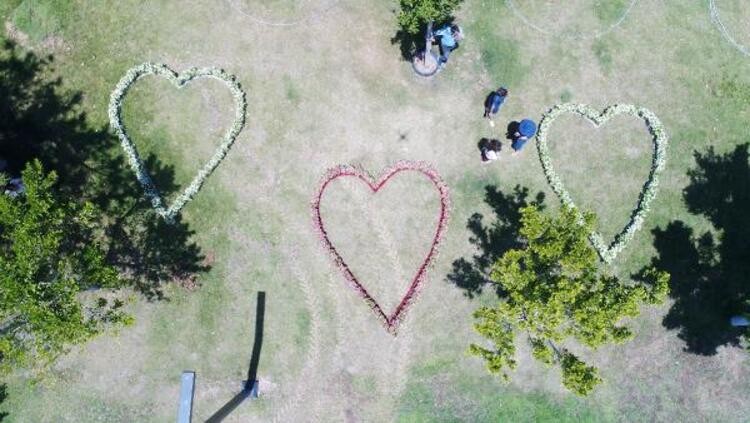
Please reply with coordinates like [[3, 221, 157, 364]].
[[0, 39, 208, 300], [0, 383, 7, 422], [391, 28, 422, 62], [447, 185, 545, 299], [639, 144, 750, 354], [99, 154, 210, 300]]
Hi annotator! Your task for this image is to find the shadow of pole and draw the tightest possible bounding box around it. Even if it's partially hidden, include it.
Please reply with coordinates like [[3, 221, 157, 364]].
[[247, 291, 265, 385], [203, 390, 249, 423], [205, 291, 265, 423]]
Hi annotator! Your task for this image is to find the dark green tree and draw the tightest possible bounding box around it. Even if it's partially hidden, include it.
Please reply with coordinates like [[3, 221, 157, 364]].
[[0, 38, 208, 300], [397, 0, 464, 35], [0, 160, 131, 374], [470, 205, 669, 396]]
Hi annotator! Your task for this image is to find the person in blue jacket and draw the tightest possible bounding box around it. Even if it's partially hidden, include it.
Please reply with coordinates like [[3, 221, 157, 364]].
[[512, 119, 537, 153], [433, 24, 463, 68], [483, 87, 508, 127]]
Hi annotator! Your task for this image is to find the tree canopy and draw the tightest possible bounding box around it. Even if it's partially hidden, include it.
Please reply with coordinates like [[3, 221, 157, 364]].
[[0, 160, 131, 374], [397, 0, 464, 35], [470, 205, 669, 396]]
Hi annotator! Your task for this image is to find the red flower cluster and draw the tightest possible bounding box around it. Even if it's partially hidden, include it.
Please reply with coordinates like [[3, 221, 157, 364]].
[[311, 161, 451, 335]]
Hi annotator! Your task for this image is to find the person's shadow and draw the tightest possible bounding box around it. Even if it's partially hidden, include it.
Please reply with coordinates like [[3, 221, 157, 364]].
[[477, 137, 491, 152], [505, 121, 520, 141], [477, 138, 502, 161], [205, 291, 265, 422], [446, 185, 545, 298], [637, 144, 750, 354]]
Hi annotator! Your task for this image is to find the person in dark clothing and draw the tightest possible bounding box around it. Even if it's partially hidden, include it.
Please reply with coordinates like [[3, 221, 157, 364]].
[[483, 87, 508, 127], [480, 138, 502, 163]]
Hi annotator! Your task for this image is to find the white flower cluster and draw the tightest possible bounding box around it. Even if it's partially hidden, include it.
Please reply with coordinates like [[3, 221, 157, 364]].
[[536, 103, 669, 264], [108, 63, 247, 223]]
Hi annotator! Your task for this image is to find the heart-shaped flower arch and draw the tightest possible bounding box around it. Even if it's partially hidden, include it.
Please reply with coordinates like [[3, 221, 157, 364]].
[[536, 103, 669, 263], [311, 161, 451, 335], [108, 63, 247, 222]]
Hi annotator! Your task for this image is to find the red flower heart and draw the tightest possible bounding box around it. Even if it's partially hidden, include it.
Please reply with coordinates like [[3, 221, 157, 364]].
[[311, 161, 451, 335]]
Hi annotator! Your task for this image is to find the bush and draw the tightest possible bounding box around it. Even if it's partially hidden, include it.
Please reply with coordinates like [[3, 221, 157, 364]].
[[397, 0, 464, 35]]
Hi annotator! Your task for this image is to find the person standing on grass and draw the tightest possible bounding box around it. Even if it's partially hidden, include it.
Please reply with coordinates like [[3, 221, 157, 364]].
[[512, 119, 537, 153], [484, 87, 508, 127], [433, 24, 463, 68]]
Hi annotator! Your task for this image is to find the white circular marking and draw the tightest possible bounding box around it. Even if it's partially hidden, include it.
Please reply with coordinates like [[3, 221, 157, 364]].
[[709, 0, 750, 57], [505, 0, 639, 39], [225, 0, 339, 27]]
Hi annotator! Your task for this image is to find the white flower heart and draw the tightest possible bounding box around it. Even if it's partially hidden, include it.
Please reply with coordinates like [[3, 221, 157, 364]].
[[108, 63, 247, 222], [536, 103, 669, 263]]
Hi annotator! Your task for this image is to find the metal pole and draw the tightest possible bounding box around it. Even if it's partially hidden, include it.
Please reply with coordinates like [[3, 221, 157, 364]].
[[177, 371, 196, 423], [424, 21, 434, 63]]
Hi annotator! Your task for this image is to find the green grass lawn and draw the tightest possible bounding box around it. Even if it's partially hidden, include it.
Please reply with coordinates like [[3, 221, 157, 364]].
[[2, 0, 750, 421]]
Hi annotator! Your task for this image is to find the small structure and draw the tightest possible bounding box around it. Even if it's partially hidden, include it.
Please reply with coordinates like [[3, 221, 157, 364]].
[[246, 379, 260, 398]]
